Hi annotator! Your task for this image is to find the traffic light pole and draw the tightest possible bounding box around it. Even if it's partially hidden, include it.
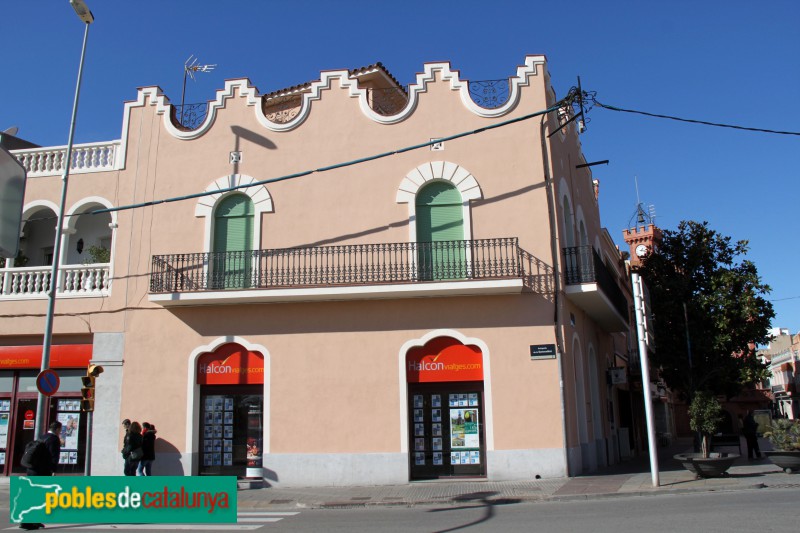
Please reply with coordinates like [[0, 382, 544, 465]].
[[81, 364, 102, 475], [84, 411, 93, 476]]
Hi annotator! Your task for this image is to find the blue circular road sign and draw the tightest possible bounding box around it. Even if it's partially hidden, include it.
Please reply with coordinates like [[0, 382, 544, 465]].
[[37, 369, 61, 396]]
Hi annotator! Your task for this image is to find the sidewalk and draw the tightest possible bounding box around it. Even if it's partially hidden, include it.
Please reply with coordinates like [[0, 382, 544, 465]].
[[237, 437, 797, 510], [2, 438, 794, 510]]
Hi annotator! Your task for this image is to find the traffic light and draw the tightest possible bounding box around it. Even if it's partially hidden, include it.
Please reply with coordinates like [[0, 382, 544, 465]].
[[80, 364, 104, 412]]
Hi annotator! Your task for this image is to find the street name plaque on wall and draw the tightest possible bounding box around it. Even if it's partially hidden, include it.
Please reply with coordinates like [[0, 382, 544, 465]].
[[529, 344, 556, 360]]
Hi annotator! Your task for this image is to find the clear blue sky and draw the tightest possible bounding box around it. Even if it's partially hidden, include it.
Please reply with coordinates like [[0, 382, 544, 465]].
[[3, 1, 799, 332]]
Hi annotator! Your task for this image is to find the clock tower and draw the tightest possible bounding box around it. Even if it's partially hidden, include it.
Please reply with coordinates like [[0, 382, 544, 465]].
[[623, 222, 662, 269]]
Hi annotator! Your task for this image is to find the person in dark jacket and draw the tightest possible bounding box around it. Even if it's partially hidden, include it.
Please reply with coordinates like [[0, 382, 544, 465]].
[[122, 421, 143, 476], [137, 422, 157, 476], [21, 420, 62, 530], [742, 410, 762, 460], [120, 419, 131, 475]]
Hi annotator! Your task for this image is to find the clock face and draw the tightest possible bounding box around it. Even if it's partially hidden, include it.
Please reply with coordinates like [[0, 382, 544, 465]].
[[635, 244, 648, 257]]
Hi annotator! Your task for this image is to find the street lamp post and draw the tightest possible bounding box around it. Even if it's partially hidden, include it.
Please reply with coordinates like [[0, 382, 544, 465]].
[[632, 272, 660, 487], [34, 0, 95, 443]]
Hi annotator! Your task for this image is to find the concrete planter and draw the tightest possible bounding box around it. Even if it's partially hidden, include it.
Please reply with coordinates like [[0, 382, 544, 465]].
[[764, 451, 800, 474], [674, 453, 739, 478]]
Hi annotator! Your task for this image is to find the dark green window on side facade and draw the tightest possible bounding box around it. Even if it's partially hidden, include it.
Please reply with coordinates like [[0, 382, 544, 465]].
[[212, 194, 254, 289], [415, 181, 466, 280]]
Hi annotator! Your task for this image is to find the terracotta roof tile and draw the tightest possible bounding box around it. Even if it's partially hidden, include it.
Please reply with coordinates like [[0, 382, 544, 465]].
[[263, 62, 404, 99]]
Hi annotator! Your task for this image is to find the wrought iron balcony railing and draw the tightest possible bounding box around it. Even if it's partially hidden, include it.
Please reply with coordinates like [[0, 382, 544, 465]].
[[468, 79, 510, 109], [563, 245, 629, 323], [150, 238, 529, 293], [173, 103, 209, 130]]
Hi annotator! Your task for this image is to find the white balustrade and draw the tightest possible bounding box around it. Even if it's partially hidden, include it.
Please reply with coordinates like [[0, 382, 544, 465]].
[[12, 141, 121, 177], [0, 264, 110, 299]]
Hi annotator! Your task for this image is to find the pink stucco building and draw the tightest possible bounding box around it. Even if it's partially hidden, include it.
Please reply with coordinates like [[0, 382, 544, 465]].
[[1, 56, 639, 486]]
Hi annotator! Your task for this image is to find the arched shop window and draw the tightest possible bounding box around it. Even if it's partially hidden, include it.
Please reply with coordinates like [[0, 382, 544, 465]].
[[406, 336, 486, 480], [196, 343, 263, 478]]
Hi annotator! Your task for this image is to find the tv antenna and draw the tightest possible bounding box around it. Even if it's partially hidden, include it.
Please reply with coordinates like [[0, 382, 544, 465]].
[[629, 175, 656, 227], [180, 55, 216, 123]]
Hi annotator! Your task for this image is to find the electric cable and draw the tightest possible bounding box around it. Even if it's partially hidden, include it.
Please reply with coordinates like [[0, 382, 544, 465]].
[[592, 99, 800, 136], [769, 295, 800, 302]]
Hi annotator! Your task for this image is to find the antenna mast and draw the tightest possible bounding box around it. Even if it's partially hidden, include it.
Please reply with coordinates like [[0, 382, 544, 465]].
[[180, 55, 216, 123], [629, 175, 654, 228]]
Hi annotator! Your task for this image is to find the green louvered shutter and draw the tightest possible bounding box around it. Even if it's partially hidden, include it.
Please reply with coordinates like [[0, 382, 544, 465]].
[[212, 194, 254, 289], [416, 182, 465, 280]]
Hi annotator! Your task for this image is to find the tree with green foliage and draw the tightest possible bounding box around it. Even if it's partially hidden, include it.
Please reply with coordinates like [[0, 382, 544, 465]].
[[688, 391, 724, 457], [638, 220, 774, 401]]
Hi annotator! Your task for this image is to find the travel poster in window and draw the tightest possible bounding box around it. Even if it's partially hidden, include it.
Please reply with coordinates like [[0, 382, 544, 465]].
[[449, 408, 479, 449]]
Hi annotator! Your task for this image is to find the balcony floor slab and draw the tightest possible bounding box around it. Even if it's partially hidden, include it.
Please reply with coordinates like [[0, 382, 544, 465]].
[[149, 278, 524, 307]]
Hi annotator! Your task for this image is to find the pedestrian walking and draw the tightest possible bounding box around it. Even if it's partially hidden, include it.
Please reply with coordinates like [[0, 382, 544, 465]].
[[137, 422, 157, 476], [122, 420, 144, 475], [742, 410, 761, 459], [120, 419, 131, 475], [20, 420, 62, 531]]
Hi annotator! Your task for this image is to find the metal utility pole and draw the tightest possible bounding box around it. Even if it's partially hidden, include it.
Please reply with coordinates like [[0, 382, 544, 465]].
[[632, 272, 659, 487], [35, 0, 95, 440]]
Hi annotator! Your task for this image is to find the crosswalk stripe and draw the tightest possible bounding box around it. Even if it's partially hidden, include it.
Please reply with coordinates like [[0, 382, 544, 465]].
[[237, 517, 284, 522], [237, 511, 299, 516], [5, 526, 263, 531]]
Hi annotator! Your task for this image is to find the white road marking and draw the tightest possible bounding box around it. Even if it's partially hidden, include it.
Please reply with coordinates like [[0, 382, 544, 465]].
[[5, 511, 300, 529], [5, 526, 262, 530]]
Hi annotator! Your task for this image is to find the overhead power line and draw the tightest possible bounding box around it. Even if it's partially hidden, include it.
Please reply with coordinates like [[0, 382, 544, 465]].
[[593, 99, 800, 136], [769, 295, 800, 302]]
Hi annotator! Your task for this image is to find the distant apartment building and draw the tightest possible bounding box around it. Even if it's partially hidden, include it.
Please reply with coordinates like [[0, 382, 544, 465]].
[[0, 56, 640, 486], [760, 329, 798, 419]]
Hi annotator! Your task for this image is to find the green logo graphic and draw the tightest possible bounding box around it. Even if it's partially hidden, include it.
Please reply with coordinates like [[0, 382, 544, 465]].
[[10, 476, 237, 524]]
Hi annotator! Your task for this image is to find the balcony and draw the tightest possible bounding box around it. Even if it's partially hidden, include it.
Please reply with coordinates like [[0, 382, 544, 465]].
[[771, 382, 796, 397], [0, 263, 111, 300], [12, 141, 122, 177], [149, 238, 543, 306], [562, 245, 629, 332]]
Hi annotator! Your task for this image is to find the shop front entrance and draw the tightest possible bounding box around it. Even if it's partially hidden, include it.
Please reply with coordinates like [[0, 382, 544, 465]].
[[9, 397, 37, 473], [0, 345, 92, 476], [406, 336, 486, 480], [196, 343, 264, 478]]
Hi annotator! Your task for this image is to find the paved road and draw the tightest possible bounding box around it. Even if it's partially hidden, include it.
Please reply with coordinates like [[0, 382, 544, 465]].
[[1, 488, 796, 532], [271, 489, 797, 532]]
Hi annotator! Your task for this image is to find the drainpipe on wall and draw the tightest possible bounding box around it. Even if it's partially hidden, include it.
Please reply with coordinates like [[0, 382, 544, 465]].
[[540, 114, 571, 477]]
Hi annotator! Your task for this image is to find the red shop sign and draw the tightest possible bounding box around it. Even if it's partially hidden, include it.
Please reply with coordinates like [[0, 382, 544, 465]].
[[197, 343, 264, 385], [406, 337, 483, 383], [0, 344, 92, 369]]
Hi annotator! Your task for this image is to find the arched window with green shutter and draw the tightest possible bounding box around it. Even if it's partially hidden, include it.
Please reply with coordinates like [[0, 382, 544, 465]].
[[212, 194, 254, 289], [415, 181, 466, 280]]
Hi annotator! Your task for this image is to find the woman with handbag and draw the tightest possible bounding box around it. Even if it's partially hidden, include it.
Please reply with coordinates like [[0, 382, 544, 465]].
[[122, 421, 144, 476]]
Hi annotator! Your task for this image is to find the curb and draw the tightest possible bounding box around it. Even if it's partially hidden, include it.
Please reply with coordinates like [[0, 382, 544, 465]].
[[258, 482, 775, 510], [541, 482, 769, 503]]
